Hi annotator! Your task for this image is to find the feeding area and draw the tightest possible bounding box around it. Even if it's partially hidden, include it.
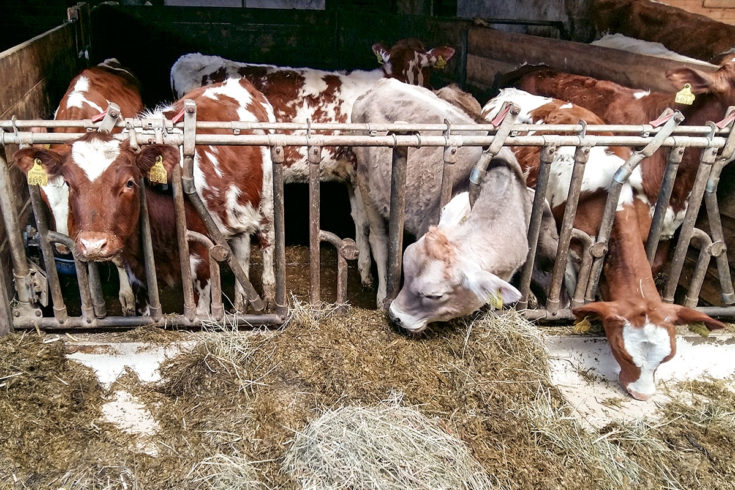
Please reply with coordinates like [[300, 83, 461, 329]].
[[3, 0, 735, 488]]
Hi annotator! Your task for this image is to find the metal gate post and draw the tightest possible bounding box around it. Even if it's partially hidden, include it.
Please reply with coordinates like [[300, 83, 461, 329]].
[[385, 142, 409, 309], [308, 145, 323, 304], [138, 181, 163, 321], [645, 146, 684, 262], [172, 165, 196, 321], [0, 255, 11, 334], [271, 145, 288, 318]]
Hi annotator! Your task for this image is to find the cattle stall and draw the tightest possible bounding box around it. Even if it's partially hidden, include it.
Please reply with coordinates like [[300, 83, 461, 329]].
[[1, 2, 735, 331]]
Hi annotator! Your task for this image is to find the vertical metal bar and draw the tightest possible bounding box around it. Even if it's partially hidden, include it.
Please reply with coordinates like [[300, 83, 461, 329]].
[[0, 255, 12, 334], [570, 230, 595, 309], [271, 145, 287, 318], [138, 180, 162, 321], [663, 147, 718, 303], [86, 262, 107, 319], [27, 185, 67, 322], [458, 28, 468, 90], [172, 166, 196, 320], [438, 144, 457, 222], [703, 159, 735, 304], [48, 232, 95, 323], [308, 146, 322, 304], [547, 145, 590, 313], [0, 148, 33, 307], [385, 145, 409, 308], [517, 145, 555, 310], [645, 146, 684, 263], [186, 230, 223, 321], [683, 229, 713, 308]]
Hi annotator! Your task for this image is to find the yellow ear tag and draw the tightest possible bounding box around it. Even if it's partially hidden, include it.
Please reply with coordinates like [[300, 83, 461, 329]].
[[375, 52, 384, 65], [488, 291, 504, 310], [573, 316, 593, 334], [27, 158, 48, 186], [688, 322, 710, 338], [435, 55, 446, 70], [675, 83, 695, 105], [148, 155, 168, 184]]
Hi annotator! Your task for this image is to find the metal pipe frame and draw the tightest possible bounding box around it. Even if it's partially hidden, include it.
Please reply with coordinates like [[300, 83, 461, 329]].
[[319, 231, 358, 305], [683, 228, 714, 308], [172, 165, 196, 320], [645, 146, 684, 262], [86, 262, 107, 319], [138, 180, 163, 321], [385, 143, 409, 309], [186, 230, 224, 321], [309, 145, 322, 304], [47, 231, 96, 323], [271, 145, 288, 318], [570, 229, 595, 309]]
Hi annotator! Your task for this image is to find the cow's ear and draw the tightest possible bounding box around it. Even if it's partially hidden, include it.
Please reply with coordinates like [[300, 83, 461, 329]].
[[13, 147, 65, 177], [666, 67, 715, 94], [668, 305, 725, 331], [135, 144, 180, 184], [573, 301, 625, 329], [372, 43, 390, 65], [425, 46, 456, 68], [464, 269, 521, 308]]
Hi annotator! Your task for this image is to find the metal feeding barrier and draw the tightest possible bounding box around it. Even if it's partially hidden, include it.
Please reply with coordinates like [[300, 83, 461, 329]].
[[1, 101, 735, 330]]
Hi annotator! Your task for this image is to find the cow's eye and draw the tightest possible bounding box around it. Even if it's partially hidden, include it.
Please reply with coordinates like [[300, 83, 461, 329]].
[[125, 179, 135, 189]]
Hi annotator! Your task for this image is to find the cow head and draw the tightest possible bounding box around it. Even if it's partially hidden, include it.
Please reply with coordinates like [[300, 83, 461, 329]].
[[573, 300, 724, 400], [372, 38, 455, 88], [14, 133, 179, 261], [388, 226, 521, 333], [666, 56, 735, 106]]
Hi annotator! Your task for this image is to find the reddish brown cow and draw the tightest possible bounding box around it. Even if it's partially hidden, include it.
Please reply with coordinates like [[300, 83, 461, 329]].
[[482, 89, 725, 399], [169, 39, 456, 288], [14, 77, 276, 316]]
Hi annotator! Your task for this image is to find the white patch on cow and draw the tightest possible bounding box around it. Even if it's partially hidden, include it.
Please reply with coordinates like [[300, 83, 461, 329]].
[[203, 78, 253, 108], [633, 91, 650, 100], [189, 254, 211, 316], [42, 176, 70, 235], [481, 88, 552, 124], [622, 320, 672, 398], [438, 192, 470, 228], [559, 102, 573, 109], [658, 204, 688, 238], [71, 137, 121, 182], [66, 76, 105, 113], [225, 185, 261, 233], [204, 150, 222, 178], [616, 185, 635, 211]]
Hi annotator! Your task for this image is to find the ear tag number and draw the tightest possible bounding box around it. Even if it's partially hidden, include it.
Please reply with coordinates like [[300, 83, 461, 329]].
[[435, 55, 446, 69], [27, 158, 48, 186], [149, 155, 168, 184], [675, 83, 695, 105]]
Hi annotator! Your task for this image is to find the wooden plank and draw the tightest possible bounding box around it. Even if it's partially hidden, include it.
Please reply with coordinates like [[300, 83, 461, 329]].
[[466, 54, 517, 94], [467, 27, 716, 93]]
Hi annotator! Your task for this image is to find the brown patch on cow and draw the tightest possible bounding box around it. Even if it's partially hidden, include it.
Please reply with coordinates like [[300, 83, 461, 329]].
[[423, 226, 456, 278]]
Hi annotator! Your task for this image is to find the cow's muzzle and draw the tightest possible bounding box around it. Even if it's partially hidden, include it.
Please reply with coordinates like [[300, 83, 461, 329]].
[[76, 232, 121, 261]]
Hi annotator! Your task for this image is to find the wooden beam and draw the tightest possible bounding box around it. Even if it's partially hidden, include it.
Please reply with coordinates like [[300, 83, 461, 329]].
[[467, 27, 716, 93]]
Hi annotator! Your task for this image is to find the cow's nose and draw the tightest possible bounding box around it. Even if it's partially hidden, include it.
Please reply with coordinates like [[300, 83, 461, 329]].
[[627, 388, 653, 401], [77, 233, 113, 259], [387, 308, 403, 328]]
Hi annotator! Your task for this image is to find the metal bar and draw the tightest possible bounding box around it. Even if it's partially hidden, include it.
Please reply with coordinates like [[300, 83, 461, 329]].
[[308, 145, 322, 304], [271, 145, 288, 318], [683, 229, 714, 308], [645, 146, 684, 263], [48, 231, 95, 323], [0, 255, 12, 334], [704, 159, 735, 304], [385, 145, 409, 309], [86, 262, 107, 319], [458, 28, 468, 90], [517, 145, 555, 310], [570, 229, 595, 309], [319, 231, 358, 305], [13, 313, 286, 329], [27, 185, 67, 322], [186, 230, 223, 321], [438, 144, 457, 222], [138, 180, 163, 321], [96, 102, 120, 134], [172, 166, 196, 320], [547, 146, 590, 314], [664, 147, 718, 303]]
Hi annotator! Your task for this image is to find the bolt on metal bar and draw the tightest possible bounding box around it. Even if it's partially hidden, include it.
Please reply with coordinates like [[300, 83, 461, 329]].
[[48, 231, 96, 323], [86, 262, 107, 319], [663, 146, 719, 303], [172, 166, 196, 321], [517, 145, 555, 310], [587, 110, 684, 300], [187, 230, 224, 321], [683, 228, 714, 308], [547, 145, 591, 314], [645, 146, 685, 262], [96, 102, 120, 133], [320, 231, 358, 305], [385, 143, 409, 309], [27, 184, 67, 323], [138, 180, 163, 321], [271, 144, 288, 318], [308, 144, 322, 305]]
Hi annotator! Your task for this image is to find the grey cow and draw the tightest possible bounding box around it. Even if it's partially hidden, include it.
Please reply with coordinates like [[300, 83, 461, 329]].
[[352, 79, 559, 330]]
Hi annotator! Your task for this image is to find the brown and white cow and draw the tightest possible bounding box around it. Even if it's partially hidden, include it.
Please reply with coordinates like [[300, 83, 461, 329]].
[[14, 77, 276, 315], [32, 58, 144, 314], [169, 39, 455, 287], [482, 89, 725, 400], [351, 80, 561, 327], [517, 56, 735, 253]]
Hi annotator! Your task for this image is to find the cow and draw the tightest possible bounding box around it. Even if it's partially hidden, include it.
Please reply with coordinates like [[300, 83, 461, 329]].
[[32, 58, 144, 315], [592, 0, 735, 63], [169, 39, 455, 288], [517, 56, 735, 255], [14, 77, 276, 316], [590, 33, 715, 69], [481, 89, 725, 400], [351, 79, 561, 324]]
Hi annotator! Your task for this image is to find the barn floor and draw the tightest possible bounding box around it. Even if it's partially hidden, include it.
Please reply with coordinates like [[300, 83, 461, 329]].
[[1, 307, 735, 489]]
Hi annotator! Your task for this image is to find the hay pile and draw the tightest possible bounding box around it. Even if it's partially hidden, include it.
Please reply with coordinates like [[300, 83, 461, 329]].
[[0, 306, 734, 489]]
